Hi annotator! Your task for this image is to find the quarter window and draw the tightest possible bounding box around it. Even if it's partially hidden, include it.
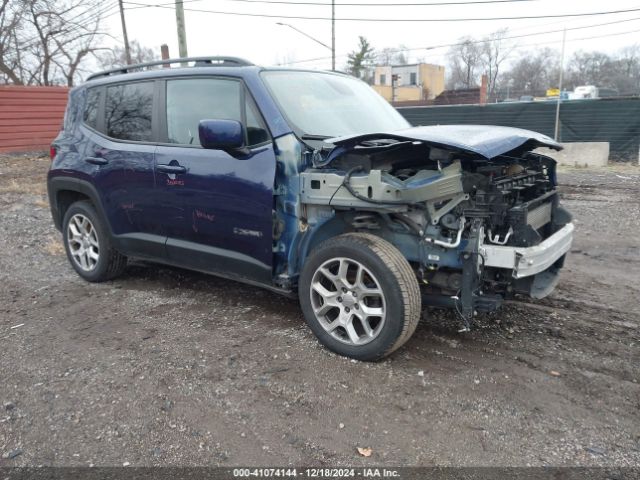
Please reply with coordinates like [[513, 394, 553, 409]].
[[105, 82, 154, 141], [245, 98, 269, 146], [83, 88, 101, 129]]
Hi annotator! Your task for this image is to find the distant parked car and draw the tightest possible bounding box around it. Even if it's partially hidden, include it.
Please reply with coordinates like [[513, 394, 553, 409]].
[[47, 57, 574, 360]]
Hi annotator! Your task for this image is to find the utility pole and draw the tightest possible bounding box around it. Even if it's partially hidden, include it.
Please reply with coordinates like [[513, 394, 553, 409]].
[[554, 28, 567, 142], [331, 0, 335, 71], [118, 0, 132, 65], [175, 0, 189, 64]]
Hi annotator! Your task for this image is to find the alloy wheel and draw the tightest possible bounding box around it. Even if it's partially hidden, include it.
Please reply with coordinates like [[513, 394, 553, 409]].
[[67, 213, 99, 271], [309, 257, 386, 346]]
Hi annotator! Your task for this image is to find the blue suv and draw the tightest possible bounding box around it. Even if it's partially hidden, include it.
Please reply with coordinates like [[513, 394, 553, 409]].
[[48, 57, 573, 361]]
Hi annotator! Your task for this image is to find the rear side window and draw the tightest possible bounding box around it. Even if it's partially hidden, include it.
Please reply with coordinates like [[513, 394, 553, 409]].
[[105, 82, 154, 141], [83, 88, 100, 129], [165, 78, 269, 146]]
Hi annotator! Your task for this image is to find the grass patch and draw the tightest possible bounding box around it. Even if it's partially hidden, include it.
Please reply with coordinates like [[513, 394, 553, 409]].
[[34, 197, 49, 208], [43, 236, 64, 256], [0, 178, 47, 195]]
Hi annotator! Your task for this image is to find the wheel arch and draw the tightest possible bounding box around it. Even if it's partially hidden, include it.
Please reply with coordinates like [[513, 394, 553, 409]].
[[295, 210, 396, 278], [48, 177, 110, 234]]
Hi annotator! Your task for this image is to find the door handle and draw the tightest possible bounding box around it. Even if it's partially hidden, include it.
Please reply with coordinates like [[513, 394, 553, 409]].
[[85, 157, 108, 165], [157, 164, 187, 174]]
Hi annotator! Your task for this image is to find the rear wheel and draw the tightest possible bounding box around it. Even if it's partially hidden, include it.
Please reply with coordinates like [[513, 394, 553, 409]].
[[62, 200, 127, 282], [299, 233, 421, 361]]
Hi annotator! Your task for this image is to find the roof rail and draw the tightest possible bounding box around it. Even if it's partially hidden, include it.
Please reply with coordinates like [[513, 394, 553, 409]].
[[86, 56, 254, 81]]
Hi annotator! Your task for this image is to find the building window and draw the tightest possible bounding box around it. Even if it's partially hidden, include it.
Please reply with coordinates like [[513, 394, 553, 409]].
[[105, 82, 154, 141], [410, 72, 417, 85], [379, 74, 386, 86]]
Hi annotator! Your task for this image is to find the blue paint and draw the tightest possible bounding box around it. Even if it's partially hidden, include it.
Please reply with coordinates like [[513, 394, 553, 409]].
[[199, 119, 244, 149]]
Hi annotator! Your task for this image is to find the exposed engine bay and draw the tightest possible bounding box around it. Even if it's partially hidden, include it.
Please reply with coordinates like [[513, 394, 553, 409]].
[[296, 125, 574, 330]]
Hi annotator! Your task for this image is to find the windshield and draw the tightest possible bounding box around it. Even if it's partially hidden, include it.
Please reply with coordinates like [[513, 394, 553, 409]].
[[261, 70, 410, 138]]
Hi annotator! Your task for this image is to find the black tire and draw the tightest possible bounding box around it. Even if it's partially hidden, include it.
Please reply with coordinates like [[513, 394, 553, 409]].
[[62, 200, 127, 282], [299, 233, 421, 361]]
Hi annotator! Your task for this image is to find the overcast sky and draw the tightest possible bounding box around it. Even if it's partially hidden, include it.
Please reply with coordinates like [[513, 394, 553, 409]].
[[102, 0, 640, 70]]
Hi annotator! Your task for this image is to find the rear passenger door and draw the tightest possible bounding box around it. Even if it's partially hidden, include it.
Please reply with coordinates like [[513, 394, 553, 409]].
[[154, 77, 276, 284], [82, 80, 165, 258]]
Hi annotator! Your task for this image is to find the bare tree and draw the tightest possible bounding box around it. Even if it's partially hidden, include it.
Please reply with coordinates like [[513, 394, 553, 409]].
[[98, 40, 158, 69], [0, 0, 108, 86], [611, 44, 640, 94], [616, 44, 640, 77], [479, 29, 515, 99], [0, 0, 26, 84], [501, 48, 559, 97], [446, 37, 481, 89], [377, 45, 409, 66], [565, 50, 614, 89]]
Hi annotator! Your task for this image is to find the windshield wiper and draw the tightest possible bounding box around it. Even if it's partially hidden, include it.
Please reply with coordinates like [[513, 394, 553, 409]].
[[300, 134, 332, 141]]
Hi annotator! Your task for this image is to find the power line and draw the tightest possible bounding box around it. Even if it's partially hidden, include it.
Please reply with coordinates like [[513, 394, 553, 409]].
[[122, 2, 640, 22], [502, 26, 640, 51], [126, 0, 540, 9], [288, 22, 640, 65], [296, 27, 640, 68], [71, 2, 121, 26], [281, 15, 640, 65], [17, 2, 121, 47], [290, 24, 640, 66]]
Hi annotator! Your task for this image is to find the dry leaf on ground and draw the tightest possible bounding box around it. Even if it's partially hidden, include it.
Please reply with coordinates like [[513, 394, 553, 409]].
[[357, 447, 372, 457]]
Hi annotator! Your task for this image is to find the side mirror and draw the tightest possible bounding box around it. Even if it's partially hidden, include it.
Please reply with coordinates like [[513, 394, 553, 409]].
[[198, 119, 245, 151]]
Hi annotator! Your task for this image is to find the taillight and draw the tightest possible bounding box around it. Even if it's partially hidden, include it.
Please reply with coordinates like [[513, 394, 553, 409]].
[[49, 145, 57, 160]]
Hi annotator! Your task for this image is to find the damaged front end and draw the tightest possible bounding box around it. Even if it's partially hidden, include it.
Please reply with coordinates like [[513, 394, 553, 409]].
[[295, 125, 574, 330]]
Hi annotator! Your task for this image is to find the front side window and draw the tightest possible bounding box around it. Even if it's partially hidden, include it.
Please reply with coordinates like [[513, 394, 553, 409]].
[[167, 78, 241, 145], [165, 78, 269, 147], [83, 88, 101, 129], [105, 82, 154, 141]]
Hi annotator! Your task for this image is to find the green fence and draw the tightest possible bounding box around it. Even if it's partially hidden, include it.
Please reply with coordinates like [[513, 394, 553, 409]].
[[397, 97, 640, 161]]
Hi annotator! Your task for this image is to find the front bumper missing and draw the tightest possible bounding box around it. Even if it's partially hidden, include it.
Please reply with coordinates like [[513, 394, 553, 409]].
[[480, 223, 574, 278]]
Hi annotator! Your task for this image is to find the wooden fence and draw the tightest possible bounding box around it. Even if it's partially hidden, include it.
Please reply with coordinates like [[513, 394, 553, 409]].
[[0, 85, 69, 153]]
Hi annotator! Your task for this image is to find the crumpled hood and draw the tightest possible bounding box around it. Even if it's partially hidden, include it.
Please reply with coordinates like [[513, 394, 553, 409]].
[[327, 124, 562, 160]]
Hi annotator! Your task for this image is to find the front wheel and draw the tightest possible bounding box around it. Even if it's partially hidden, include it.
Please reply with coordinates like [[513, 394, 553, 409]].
[[299, 233, 421, 361]]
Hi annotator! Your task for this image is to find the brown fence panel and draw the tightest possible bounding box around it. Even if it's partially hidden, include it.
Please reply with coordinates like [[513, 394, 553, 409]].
[[0, 86, 69, 153]]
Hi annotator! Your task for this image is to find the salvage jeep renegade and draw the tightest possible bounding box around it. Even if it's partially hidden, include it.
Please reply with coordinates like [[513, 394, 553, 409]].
[[48, 57, 574, 361]]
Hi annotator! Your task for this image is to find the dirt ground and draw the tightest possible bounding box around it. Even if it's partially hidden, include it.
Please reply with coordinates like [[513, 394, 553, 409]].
[[0, 153, 638, 467]]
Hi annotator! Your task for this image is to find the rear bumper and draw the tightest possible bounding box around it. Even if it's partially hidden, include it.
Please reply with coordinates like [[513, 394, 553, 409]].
[[480, 223, 574, 278]]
